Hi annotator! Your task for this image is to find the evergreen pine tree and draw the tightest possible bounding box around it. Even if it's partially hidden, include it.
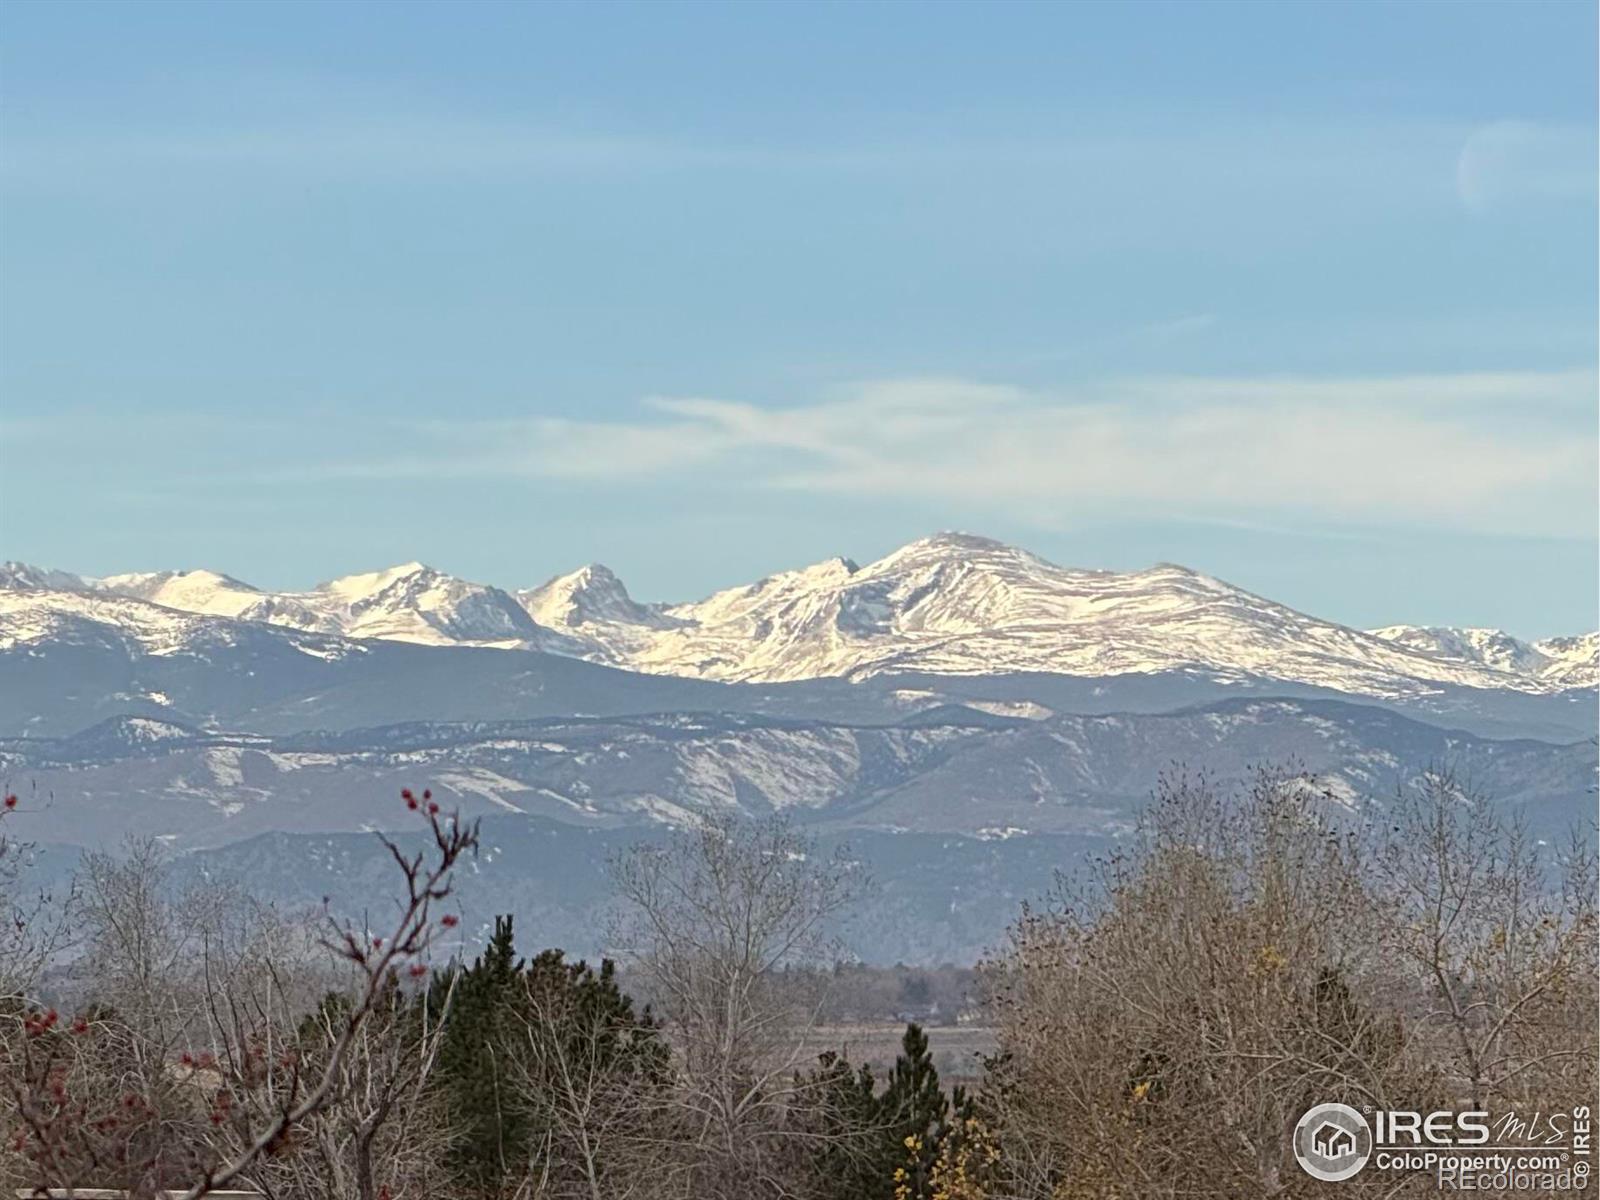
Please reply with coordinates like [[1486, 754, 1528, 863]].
[[877, 1022, 950, 1199], [799, 1050, 881, 1200], [430, 919, 673, 1198], [432, 915, 528, 1194]]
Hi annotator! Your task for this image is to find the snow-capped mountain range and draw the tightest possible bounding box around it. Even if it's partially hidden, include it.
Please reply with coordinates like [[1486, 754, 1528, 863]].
[[87, 562, 548, 648], [1364, 624, 1595, 691], [3, 536, 1592, 963], [3, 533, 1594, 701]]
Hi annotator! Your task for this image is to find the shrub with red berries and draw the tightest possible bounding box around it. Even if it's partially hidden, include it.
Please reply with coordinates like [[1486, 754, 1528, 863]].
[[0, 782, 479, 1200]]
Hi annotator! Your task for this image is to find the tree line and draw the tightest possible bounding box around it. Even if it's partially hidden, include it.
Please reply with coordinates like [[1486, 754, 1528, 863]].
[[0, 766, 1594, 1198]]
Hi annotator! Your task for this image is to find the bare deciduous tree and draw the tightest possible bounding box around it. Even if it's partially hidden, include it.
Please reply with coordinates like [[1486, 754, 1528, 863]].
[[609, 814, 864, 1200], [1370, 768, 1598, 1112], [981, 764, 1599, 1200], [983, 767, 1422, 1199], [506, 953, 670, 1200], [0, 790, 74, 1005], [1, 787, 478, 1200]]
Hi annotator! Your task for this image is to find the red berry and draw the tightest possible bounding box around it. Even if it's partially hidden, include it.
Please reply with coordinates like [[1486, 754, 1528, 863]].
[[440, 914, 459, 928], [3, 794, 16, 809]]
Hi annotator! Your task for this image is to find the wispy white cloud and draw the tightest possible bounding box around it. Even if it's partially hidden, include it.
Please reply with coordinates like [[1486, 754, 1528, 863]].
[[327, 369, 1596, 538], [0, 105, 1484, 207], [2, 124, 746, 179], [1455, 120, 1596, 214]]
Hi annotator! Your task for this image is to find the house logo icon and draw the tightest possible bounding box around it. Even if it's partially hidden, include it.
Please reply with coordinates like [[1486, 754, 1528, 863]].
[[1293, 1102, 1372, 1182], [1313, 1121, 1354, 1158]]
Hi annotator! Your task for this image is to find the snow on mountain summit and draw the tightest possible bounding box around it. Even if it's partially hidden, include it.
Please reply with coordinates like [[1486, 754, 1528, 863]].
[[3, 537, 1593, 698], [1532, 634, 1600, 689], [0, 560, 549, 649], [519, 564, 668, 630], [0, 561, 89, 592], [296, 562, 546, 646], [1366, 626, 1548, 676], [499, 532, 1592, 698], [609, 532, 1568, 695], [1369, 625, 1599, 690], [97, 568, 268, 620], [321, 561, 432, 599], [514, 564, 676, 664]]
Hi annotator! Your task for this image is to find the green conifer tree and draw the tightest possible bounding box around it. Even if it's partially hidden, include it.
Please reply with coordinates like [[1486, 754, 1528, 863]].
[[800, 1050, 881, 1200], [877, 1022, 951, 1199], [432, 915, 528, 1194]]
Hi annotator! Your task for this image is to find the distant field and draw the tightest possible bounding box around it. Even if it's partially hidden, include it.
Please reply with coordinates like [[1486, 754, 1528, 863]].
[[801, 1023, 997, 1085]]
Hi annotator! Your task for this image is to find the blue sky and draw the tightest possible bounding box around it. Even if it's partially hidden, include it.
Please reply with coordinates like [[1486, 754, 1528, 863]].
[[2, 0, 1595, 635]]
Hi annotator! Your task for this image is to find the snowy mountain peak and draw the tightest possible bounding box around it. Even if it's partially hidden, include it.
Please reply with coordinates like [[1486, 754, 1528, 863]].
[[101, 567, 253, 590], [669, 554, 859, 625], [1531, 633, 1599, 689], [4, 535, 1593, 698], [1369, 625, 1598, 690], [877, 531, 1036, 569], [0, 560, 546, 649], [519, 563, 667, 631], [627, 536, 1218, 682], [1368, 625, 1542, 673], [306, 563, 542, 646], [1535, 632, 1598, 658], [785, 555, 861, 584], [96, 568, 265, 619], [614, 534, 1597, 694], [319, 561, 435, 602], [1142, 561, 1209, 580], [904, 531, 1012, 554], [0, 561, 86, 591]]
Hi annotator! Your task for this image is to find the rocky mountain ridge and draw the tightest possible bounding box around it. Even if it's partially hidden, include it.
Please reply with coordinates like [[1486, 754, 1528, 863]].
[[2, 698, 1589, 851], [5, 534, 1594, 701]]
